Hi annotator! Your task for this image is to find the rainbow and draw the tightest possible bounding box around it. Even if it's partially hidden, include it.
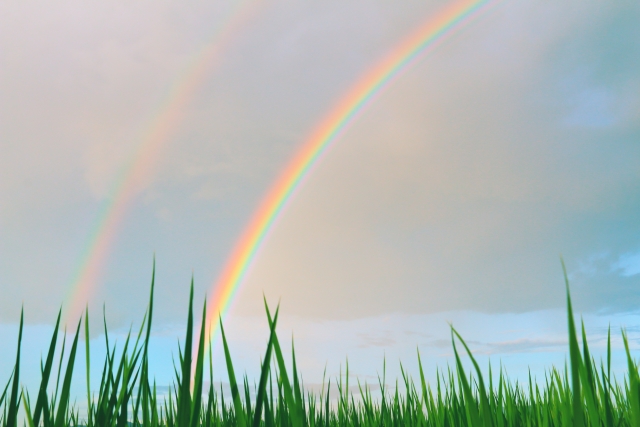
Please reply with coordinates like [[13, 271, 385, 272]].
[[63, 1, 263, 323], [204, 0, 499, 341]]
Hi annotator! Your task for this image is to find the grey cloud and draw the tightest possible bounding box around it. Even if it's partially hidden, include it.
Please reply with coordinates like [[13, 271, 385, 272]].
[[424, 337, 566, 355], [1, 1, 639, 327], [236, 1, 640, 319], [403, 330, 432, 338], [474, 339, 567, 356]]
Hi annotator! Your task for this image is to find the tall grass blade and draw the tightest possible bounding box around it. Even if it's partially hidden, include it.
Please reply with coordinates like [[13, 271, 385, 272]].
[[84, 307, 92, 427], [252, 302, 279, 427], [264, 297, 303, 427], [32, 309, 61, 427], [623, 330, 640, 426], [219, 316, 247, 427], [452, 326, 494, 427], [190, 299, 208, 427], [54, 319, 82, 427], [451, 327, 481, 427], [561, 258, 585, 427], [178, 278, 195, 427], [6, 308, 23, 427]]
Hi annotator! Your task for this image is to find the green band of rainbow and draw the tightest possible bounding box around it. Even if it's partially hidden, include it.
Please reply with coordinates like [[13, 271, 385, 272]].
[[205, 0, 497, 341]]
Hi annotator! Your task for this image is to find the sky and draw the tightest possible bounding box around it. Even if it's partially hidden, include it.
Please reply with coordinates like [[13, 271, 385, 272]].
[[1, 0, 640, 394]]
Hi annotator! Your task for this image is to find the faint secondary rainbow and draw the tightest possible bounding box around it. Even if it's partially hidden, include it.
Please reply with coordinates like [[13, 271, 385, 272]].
[[204, 0, 499, 341], [63, 1, 264, 323]]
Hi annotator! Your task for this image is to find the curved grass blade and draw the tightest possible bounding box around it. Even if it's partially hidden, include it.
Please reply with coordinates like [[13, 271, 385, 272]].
[[219, 316, 247, 427], [451, 326, 494, 427], [451, 327, 481, 427]]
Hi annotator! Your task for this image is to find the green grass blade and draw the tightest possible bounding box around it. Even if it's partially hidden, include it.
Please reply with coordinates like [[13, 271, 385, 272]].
[[450, 327, 481, 427], [32, 309, 61, 427], [54, 318, 82, 427], [84, 307, 92, 427], [264, 297, 303, 427], [252, 303, 279, 427], [561, 258, 585, 427], [623, 329, 640, 426], [417, 349, 429, 412], [6, 308, 24, 427], [579, 319, 600, 427], [190, 299, 208, 427], [0, 369, 14, 410], [291, 337, 303, 414], [451, 326, 494, 427], [22, 388, 35, 427], [178, 278, 195, 427], [219, 316, 247, 427]]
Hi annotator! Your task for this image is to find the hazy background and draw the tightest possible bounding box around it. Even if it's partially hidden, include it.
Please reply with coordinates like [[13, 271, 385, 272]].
[[1, 0, 639, 388]]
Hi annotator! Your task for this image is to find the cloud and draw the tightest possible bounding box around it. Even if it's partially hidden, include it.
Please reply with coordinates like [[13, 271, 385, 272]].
[[0, 1, 639, 326], [474, 338, 567, 355], [426, 336, 568, 356], [235, 1, 640, 319], [357, 331, 397, 349], [418, 336, 568, 356]]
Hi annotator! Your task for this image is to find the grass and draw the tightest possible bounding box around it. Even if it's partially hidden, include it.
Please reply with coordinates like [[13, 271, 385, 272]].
[[1, 261, 639, 426]]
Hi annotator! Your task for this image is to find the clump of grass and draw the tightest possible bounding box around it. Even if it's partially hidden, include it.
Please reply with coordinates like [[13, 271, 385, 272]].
[[1, 260, 639, 426]]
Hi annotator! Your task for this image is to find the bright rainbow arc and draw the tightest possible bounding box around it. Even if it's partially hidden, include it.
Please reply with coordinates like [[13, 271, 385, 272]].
[[204, 0, 498, 342], [63, 1, 262, 323]]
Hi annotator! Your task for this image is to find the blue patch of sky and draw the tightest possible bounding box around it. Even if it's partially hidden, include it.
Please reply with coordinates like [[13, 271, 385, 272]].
[[571, 245, 640, 286], [612, 252, 640, 277]]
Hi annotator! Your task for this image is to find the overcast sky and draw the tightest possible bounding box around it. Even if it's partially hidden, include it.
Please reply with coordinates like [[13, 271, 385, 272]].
[[1, 0, 639, 389]]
